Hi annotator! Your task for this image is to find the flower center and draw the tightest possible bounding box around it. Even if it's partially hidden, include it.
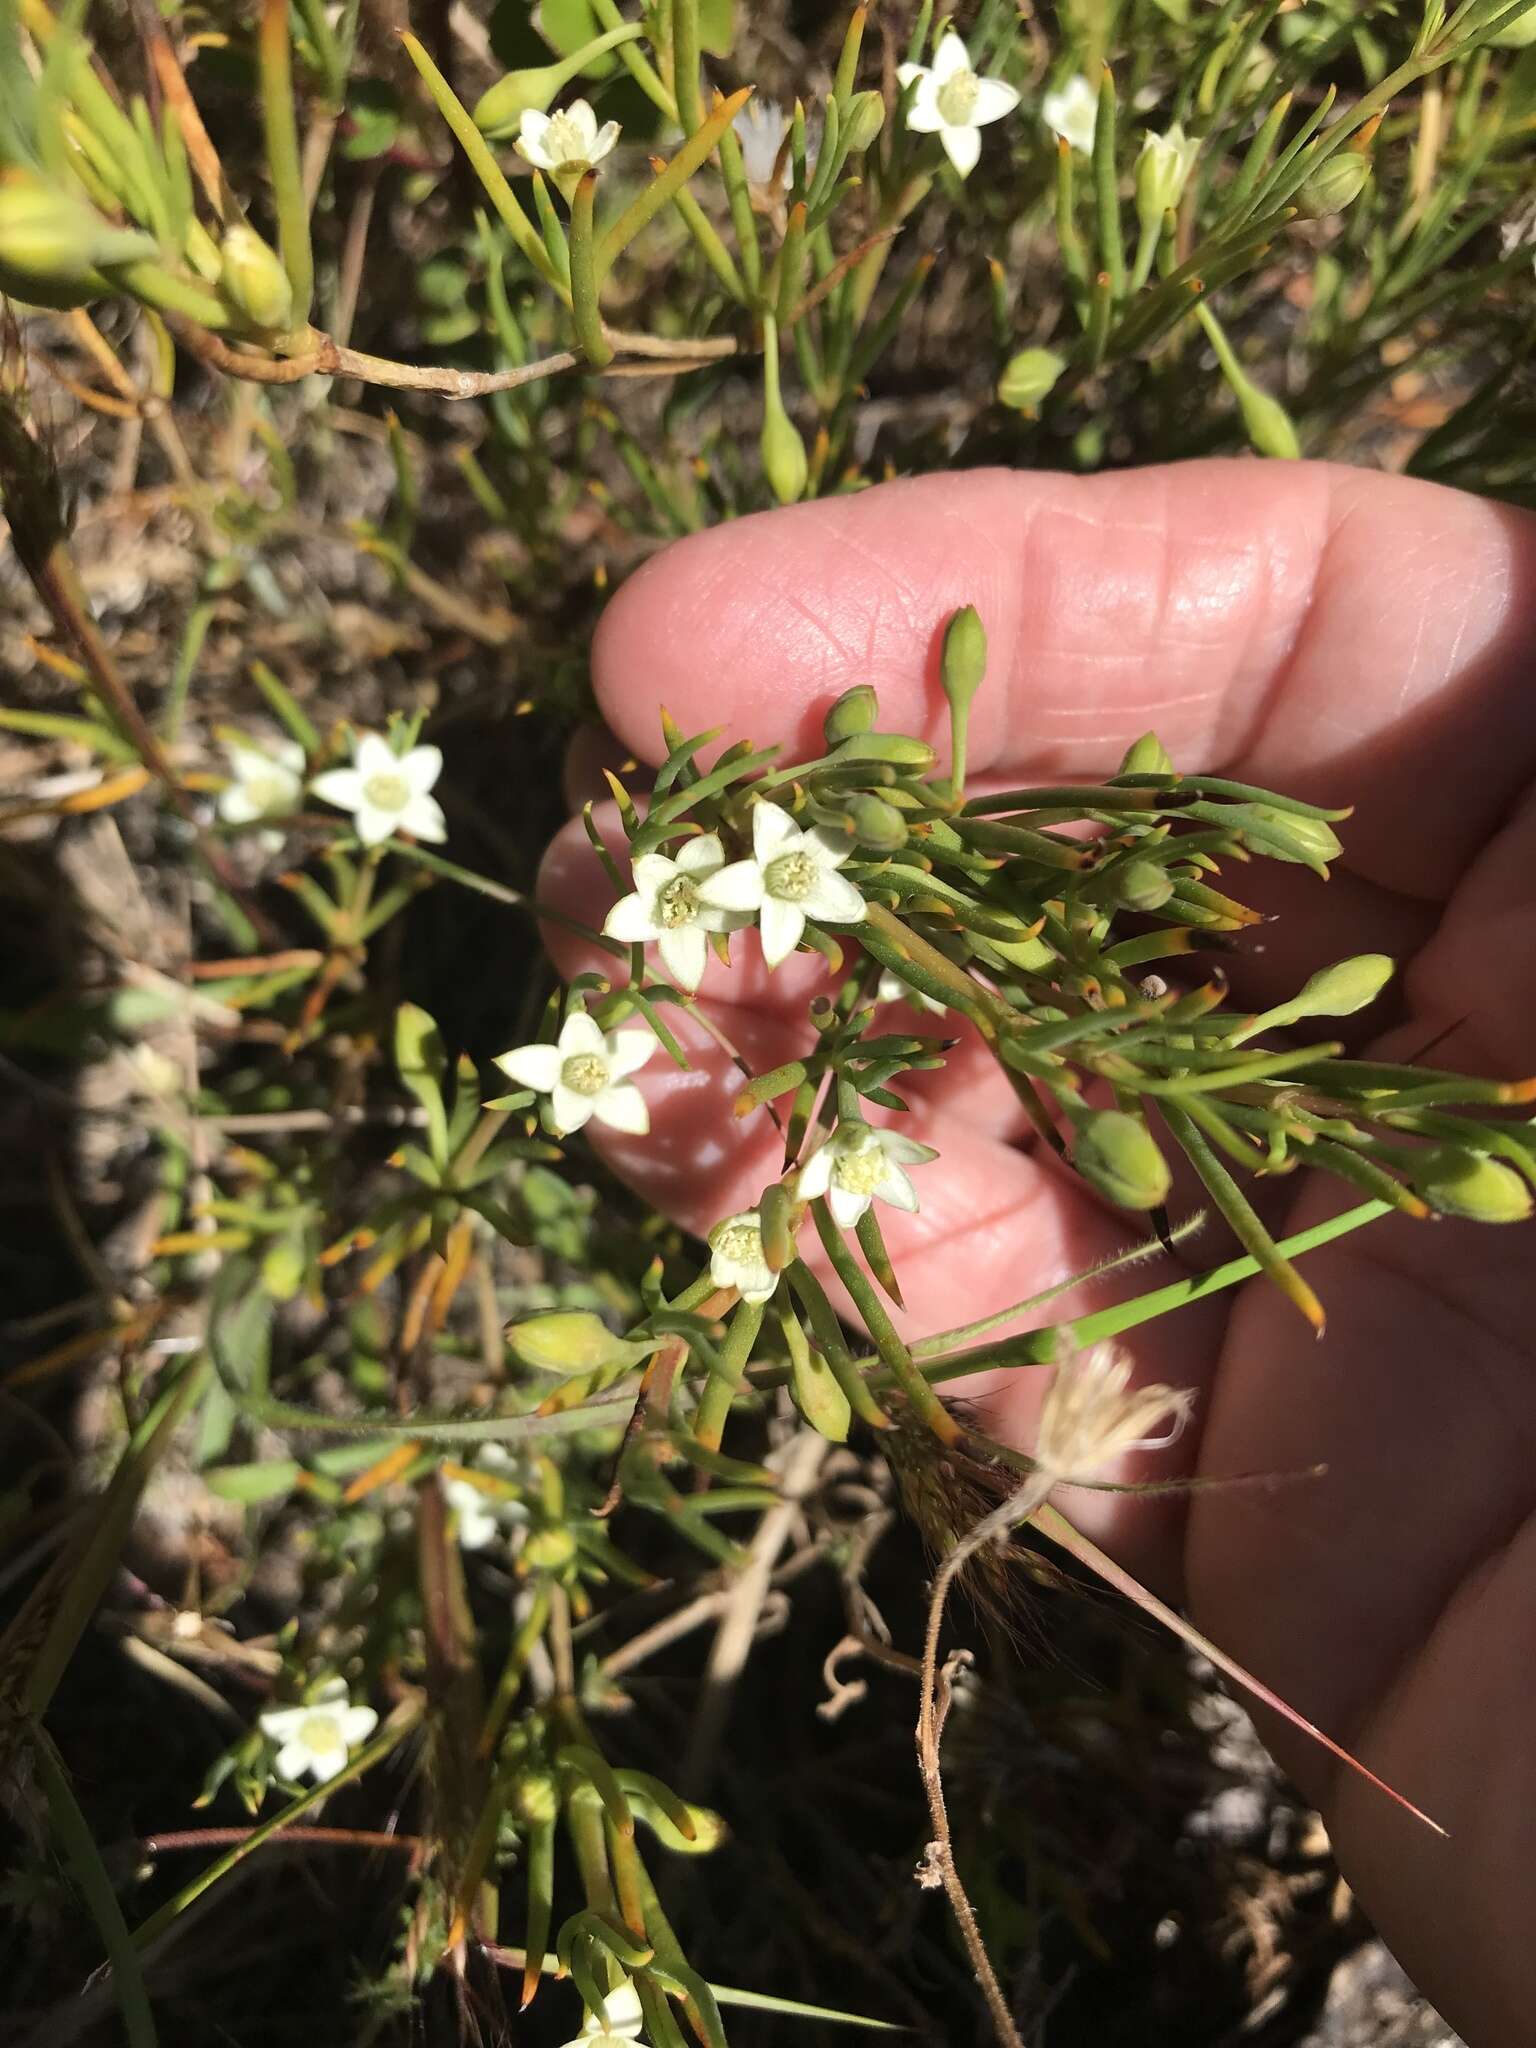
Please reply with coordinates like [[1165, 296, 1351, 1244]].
[[297, 1711, 345, 1756], [833, 1146, 888, 1198], [362, 770, 409, 813], [935, 69, 980, 126], [713, 1221, 762, 1266], [545, 112, 589, 167], [656, 875, 700, 928], [764, 849, 818, 902], [561, 1053, 610, 1096]]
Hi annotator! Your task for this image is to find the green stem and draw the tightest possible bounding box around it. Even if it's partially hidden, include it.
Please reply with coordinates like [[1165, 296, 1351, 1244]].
[[672, 0, 701, 132], [257, 0, 313, 328], [811, 1201, 958, 1442], [1092, 65, 1124, 300], [570, 173, 613, 366], [692, 1299, 763, 1452]]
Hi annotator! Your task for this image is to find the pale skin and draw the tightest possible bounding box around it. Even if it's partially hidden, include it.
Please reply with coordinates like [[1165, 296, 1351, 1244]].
[[538, 460, 1536, 2047]]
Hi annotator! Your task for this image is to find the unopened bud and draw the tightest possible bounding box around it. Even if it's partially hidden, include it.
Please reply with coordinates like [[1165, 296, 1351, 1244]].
[[761, 397, 808, 504], [473, 25, 645, 136], [941, 604, 987, 709], [789, 1340, 851, 1443], [831, 731, 938, 771], [841, 790, 909, 851], [823, 684, 878, 743], [842, 89, 885, 154], [1411, 1148, 1533, 1225], [1072, 1109, 1172, 1211], [1110, 858, 1174, 912], [1296, 152, 1371, 219], [0, 169, 152, 305], [523, 1524, 578, 1571], [998, 345, 1065, 411], [1294, 953, 1393, 1018], [1135, 122, 1198, 231], [512, 1771, 561, 1827], [1233, 804, 1343, 873], [508, 1310, 649, 1376], [1119, 730, 1174, 777], [218, 223, 294, 332]]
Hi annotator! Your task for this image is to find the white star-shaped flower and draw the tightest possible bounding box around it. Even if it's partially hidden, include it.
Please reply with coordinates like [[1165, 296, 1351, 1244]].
[[259, 1678, 378, 1784], [602, 833, 746, 992], [1043, 73, 1098, 155], [558, 1979, 647, 2048], [897, 31, 1020, 177], [517, 100, 620, 186], [441, 1444, 526, 1551], [310, 732, 446, 848], [217, 736, 305, 827], [696, 800, 865, 971], [707, 1210, 780, 1305], [494, 1010, 655, 1137], [796, 1122, 937, 1229]]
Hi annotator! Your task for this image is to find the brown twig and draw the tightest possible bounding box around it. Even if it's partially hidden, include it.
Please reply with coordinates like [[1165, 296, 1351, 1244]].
[[144, 1825, 423, 1854]]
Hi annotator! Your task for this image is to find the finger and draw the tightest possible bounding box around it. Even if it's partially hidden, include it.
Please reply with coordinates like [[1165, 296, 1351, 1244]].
[[591, 460, 1536, 905]]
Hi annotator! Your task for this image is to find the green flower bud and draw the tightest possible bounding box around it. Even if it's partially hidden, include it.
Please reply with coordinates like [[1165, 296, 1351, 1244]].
[[512, 1771, 561, 1827], [789, 1340, 851, 1444], [941, 604, 987, 709], [841, 790, 909, 851], [1411, 1148, 1533, 1225], [1294, 953, 1393, 1019], [1119, 730, 1174, 777], [218, 223, 294, 332], [823, 684, 879, 743], [523, 1524, 579, 1571], [1232, 804, 1343, 873], [0, 169, 153, 306], [473, 25, 646, 137], [761, 397, 808, 504], [1135, 122, 1198, 231], [260, 1233, 307, 1303], [832, 731, 938, 771], [1110, 858, 1174, 912], [508, 1310, 650, 1376], [1072, 1109, 1173, 1211], [998, 346, 1065, 412], [842, 90, 886, 154], [1485, 3, 1536, 46], [1296, 153, 1371, 219], [1198, 304, 1300, 459]]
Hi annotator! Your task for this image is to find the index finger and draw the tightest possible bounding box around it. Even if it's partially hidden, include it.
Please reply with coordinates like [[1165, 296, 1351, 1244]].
[[592, 459, 1536, 902]]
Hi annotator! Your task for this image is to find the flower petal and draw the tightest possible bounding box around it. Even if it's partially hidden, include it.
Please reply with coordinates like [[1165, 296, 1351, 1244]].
[[274, 1740, 315, 1781], [353, 731, 398, 781], [676, 831, 725, 876], [806, 825, 853, 869], [605, 1029, 656, 1079], [738, 1264, 781, 1305], [931, 30, 972, 80], [259, 1706, 307, 1740], [559, 1011, 607, 1058], [495, 1043, 563, 1092], [631, 853, 679, 898], [565, 100, 598, 151], [218, 783, 261, 825], [593, 1083, 649, 1135], [828, 1183, 871, 1229], [697, 860, 765, 913], [758, 894, 805, 968], [658, 922, 707, 990], [352, 802, 397, 847], [904, 77, 946, 132], [550, 1085, 595, 1134], [940, 120, 982, 176], [589, 119, 621, 162], [604, 892, 661, 944], [878, 1132, 939, 1166], [751, 799, 800, 862], [801, 869, 866, 923], [895, 60, 928, 87], [274, 739, 307, 774], [876, 1163, 919, 1213], [310, 767, 364, 812], [341, 1706, 379, 1745], [399, 791, 447, 843], [971, 75, 1021, 125], [795, 1145, 833, 1200], [403, 743, 443, 793]]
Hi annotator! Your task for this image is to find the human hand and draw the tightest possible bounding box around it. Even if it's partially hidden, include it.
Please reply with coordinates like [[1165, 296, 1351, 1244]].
[[538, 460, 1536, 2047]]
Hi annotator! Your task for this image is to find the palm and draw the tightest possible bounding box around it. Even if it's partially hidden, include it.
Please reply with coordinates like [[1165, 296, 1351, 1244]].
[[542, 461, 1536, 2046]]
